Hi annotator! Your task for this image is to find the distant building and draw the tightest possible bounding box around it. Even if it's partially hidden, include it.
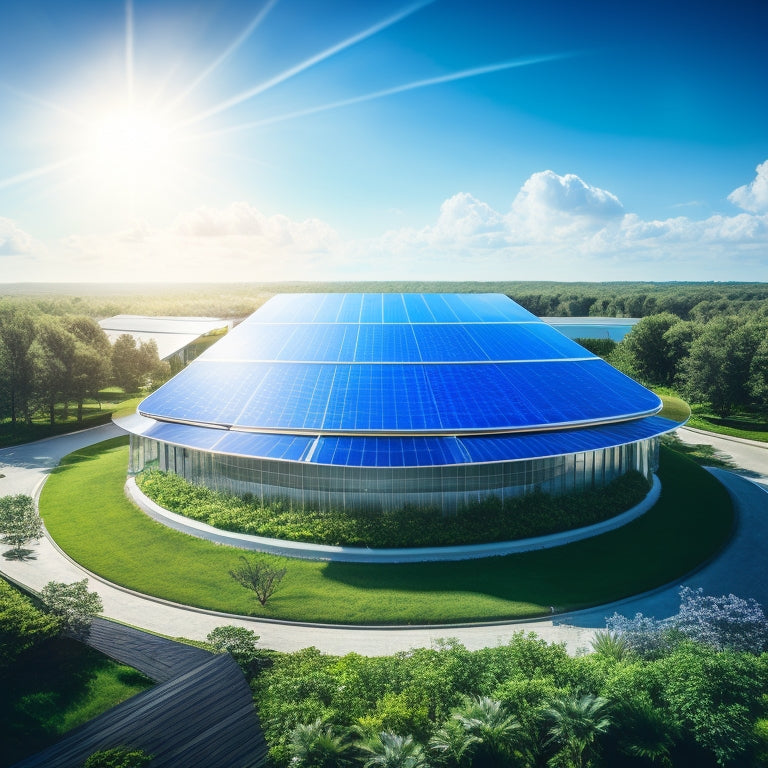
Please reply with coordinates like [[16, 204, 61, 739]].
[[123, 294, 679, 513], [99, 315, 230, 369]]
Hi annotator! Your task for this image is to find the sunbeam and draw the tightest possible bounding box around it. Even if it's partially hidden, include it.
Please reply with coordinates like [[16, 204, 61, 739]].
[[0, 156, 83, 190], [181, 0, 435, 128], [125, 0, 134, 103], [195, 51, 580, 140], [164, 0, 280, 114]]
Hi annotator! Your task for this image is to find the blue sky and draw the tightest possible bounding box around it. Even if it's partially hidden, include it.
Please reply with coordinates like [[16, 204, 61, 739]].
[[0, 0, 766, 283]]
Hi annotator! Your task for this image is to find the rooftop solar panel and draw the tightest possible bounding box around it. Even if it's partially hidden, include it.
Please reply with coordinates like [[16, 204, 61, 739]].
[[138, 294, 661, 439]]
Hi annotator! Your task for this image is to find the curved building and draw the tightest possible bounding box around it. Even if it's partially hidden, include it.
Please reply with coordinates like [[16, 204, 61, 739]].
[[125, 293, 679, 513]]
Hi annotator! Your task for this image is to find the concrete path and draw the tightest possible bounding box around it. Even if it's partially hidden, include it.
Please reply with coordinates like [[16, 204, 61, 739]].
[[1, 423, 766, 656]]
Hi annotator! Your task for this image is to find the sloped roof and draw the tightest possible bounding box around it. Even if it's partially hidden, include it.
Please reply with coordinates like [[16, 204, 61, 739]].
[[131, 294, 674, 467]]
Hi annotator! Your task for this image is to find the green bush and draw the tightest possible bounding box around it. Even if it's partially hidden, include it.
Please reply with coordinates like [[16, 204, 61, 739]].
[[83, 746, 152, 768], [136, 470, 650, 549]]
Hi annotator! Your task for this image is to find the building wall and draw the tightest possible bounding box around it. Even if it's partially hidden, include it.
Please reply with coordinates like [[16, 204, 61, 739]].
[[129, 435, 659, 514]]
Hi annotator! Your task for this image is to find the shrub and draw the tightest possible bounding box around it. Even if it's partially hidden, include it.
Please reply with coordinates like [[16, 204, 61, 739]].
[[136, 470, 650, 549]]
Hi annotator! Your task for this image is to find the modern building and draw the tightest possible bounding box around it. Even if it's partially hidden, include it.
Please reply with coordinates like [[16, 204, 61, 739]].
[[99, 315, 230, 369], [123, 293, 679, 513]]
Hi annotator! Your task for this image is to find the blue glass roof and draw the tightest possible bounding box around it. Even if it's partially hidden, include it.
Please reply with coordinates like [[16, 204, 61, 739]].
[[138, 293, 662, 441], [128, 415, 679, 467]]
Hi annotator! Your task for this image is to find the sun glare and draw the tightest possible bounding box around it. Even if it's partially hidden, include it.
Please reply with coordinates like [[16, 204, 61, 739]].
[[85, 105, 175, 181]]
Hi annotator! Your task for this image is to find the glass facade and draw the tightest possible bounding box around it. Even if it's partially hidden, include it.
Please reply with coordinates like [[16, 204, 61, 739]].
[[129, 434, 659, 514]]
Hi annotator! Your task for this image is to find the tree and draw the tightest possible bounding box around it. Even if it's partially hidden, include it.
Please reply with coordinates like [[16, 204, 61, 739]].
[[64, 315, 112, 422], [0, 578, 61, 669], [288, 718, 355, 768], [83, 746, 152, 767], [429, 718, 479, 768], [607, 587, 768, 656], [229, 555, 287, 606], [544, 693, 611, 768], [614, 698, 678, 767], [589, 630, 631, 662], [111, 334, 144, 393], [449, 695, 522, 768], [206, 624, 268, 674], [0, 494, 43, 558], [0, 305, 37, 424], [673, 586, 768, 654], [618, 313, 682, 385], [656, 642, 767, 766], [681, 316, 762, 416], [359, 732, 429, 768], [112, 334, 170, 393], [40, 579, 103, 639], [31, 316, 77, 425]]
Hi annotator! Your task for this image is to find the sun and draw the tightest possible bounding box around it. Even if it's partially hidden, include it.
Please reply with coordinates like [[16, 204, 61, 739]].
[[83, 103, 178, 187]]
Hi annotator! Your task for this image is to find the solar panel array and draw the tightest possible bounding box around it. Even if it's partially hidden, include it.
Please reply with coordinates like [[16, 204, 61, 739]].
[[136, 293, 671, 466]]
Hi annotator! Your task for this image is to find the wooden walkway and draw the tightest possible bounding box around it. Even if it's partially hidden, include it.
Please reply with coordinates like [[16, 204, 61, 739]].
[[12, 619, 268, 768]]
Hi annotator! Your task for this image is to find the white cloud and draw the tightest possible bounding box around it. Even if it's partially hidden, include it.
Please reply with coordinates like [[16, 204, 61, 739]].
[[728, 160, 768, 213], [511, 170, 624, 221], [7, 162, 768, 283], [0, 218, 35, 256], [57, 203, 346, 283], [378, 165, 768, 280]]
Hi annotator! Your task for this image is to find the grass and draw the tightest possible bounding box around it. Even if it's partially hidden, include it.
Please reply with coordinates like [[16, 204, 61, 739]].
[[656, 392, 691, 423], [0, 392, 141, 448], [686, 408, 768, 442], [0, 637, 152, 768], [652, 386, 768, 443], [38, 437, 734, 625]]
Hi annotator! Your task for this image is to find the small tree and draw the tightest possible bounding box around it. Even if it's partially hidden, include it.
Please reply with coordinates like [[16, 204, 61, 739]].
[[229, 555, 286, 606], [288, 718, 355, 767], [544, 693, 611, 768], [0, 494, 43, 558], [40, 579, 103, 639], [206, 624, 268, 674]]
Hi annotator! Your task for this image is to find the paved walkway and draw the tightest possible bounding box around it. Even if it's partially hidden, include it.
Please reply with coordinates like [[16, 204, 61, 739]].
[[1, 424, 766, 656]]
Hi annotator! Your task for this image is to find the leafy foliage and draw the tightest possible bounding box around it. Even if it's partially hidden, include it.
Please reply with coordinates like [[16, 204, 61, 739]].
[[82, 746, 152, 768], [288, 718, 355, 767], [136, 469, 650, 548], [0, 494, 43, 556], [206, 624, 269, 674], [255, 624, 768, 768], [606, 587, 768, 657], [39, 579, 104, 640], [0, 578, 61, 670]]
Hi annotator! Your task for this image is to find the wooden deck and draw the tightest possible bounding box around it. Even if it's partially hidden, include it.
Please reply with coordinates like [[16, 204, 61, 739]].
[[12, 618, 268, 768]]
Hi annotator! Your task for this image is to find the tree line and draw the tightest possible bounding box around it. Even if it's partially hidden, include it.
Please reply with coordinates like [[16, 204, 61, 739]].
[[606, 311, 768, 417], [0, 304, 169, 426], [2, 281, 767, 322]]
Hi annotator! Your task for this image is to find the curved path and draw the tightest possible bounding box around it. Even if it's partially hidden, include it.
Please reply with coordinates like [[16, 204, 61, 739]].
[[1, 423, 766, 655]]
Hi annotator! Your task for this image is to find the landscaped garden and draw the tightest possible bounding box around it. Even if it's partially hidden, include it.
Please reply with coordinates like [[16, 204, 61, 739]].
[[38, 437, 734, 624], [0, 579, 153, 768]]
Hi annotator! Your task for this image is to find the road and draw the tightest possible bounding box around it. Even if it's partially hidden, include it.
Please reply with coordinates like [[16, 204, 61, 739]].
[[1, 423, 766, 655]]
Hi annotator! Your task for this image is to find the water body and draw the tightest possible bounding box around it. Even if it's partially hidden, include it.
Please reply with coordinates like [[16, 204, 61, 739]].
[[542, 317, 639, 342]]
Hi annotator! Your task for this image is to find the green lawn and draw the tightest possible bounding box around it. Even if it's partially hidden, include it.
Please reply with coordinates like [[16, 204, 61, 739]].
[[39, 437, 734, 625], [0, 394, 141, 448], [0, 637, 152, 768]]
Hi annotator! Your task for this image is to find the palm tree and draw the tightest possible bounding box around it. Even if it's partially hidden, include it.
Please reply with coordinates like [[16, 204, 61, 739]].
[[428, 717, 480, 767], [590, 630, 631, 662], [288, 718, 354, 767], [616, 699, 678, 767], [544, 693, 611, 768], [451, 695, 523, 767], [359, 731, 430, 768]]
